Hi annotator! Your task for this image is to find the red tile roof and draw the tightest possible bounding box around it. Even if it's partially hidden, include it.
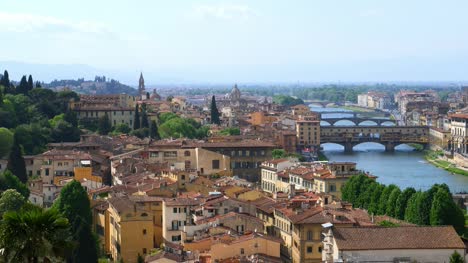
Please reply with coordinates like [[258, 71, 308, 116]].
[[333, 226, 465, 250]]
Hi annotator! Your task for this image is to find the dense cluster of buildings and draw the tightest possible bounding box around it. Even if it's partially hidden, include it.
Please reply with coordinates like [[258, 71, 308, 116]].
[[357, 89, 468, 168], [357, 91, 392, 110], [2, 76, 468, 262]]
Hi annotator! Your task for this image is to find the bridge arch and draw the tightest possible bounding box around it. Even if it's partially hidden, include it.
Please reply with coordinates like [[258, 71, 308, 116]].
[[357, 120, 379, 126], [381, 120, 396, 126], [320, 120, 332, 126], [333, 120, 357, 126]]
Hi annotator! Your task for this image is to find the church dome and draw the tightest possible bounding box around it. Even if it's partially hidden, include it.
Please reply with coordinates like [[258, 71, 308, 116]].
[[230, 84, 241, 101]]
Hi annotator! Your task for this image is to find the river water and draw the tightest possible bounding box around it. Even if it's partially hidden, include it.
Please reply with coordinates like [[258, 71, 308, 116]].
[[312, 106, 468, 192]]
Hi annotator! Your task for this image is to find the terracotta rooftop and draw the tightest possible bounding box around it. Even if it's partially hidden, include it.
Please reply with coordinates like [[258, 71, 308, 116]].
[[264, 158, 289, 165], [195, 211, 263, 226], [450, 113, 468, 119], [200, 140, 275, 148], [333, 226, 465, 250], [164, 197, 203, 206]]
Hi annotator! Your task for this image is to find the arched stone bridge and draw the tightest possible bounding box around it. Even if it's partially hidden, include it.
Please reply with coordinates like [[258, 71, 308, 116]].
[[320, 117, 396, 126], [320, 126, 429, 152], [305, 100, 334, 107]]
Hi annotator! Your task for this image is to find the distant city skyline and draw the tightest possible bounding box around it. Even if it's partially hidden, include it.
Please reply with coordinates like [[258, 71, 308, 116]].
[[1, 0, 468, 84]]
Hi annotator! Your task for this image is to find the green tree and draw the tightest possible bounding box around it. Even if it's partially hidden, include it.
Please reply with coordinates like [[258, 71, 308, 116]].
[[15, 122, 51, 155], [133, 104, 140, 130], [16, 75, 29, 95], [210, 95, 220, 125], [0, 127, 13, 158], [0, 207, 72, 263], [113, 123, 131, 134], [141, 104, 149, 128], [0, 70, 11, 90], [150, 120, 160, 140], [356, 182, 378, 210], [159, 118, 197, 139], [130, 128, 149, 139], [54, 180, 98, 263], [219, 127, 240, 136], [27, 75, 34, 92], [430, 188, 466, 235], [137, 254, 144, 263], [394, 187, 416, 220], [272, 95, 304, 106], [272, 149, 286, 159], [0, 85, 3, 106], [341, 175, 374, 207], [405, 191, 429, 225], [449, 250, 464, 263], [98, 113, 112, 135], [0, 189, 26, 216], [195, 125, 210, 139], [368, 184, 385, 215], [51, 120, 81, 142], [385, 188, 401, 217], [158, 112, 178, 124], [64, 110, 78, 127], [377, 184, 398, 215], [7, 133, 27, 183], [0, 170, 29, 198]]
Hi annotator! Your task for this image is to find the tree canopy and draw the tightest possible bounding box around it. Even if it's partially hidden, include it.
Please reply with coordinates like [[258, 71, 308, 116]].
[[53, 180, 98, 263], [7, 133, 27, 183], [272, 95, 304, 106], [0, 127, 13, 158], [342, 175, 465, 235]]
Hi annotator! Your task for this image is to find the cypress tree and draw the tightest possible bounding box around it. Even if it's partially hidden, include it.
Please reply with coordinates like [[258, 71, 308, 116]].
[[0, 70, 10, 89], [17, 75, 28, 95], [150, 120, 160, 140], [7, 133, 27, 183], [27, 75, 34, 92], [141, 104, 149, 128], [210, 95, 220, 125], [98, 113, 112, 135], [0, 86, 3, 106], [146, 92, 150, 100], [133, 104, 140, 130], [54, 180, 98, 263]]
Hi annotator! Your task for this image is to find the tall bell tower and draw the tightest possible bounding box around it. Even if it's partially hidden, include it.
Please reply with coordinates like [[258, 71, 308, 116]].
[[138, 72, 145, 98]]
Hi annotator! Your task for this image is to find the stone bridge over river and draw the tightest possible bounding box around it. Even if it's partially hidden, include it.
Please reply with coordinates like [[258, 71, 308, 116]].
[[320, 126, 429, 152]]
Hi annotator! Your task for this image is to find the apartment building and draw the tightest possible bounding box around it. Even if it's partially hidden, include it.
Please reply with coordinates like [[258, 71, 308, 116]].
[[449, 113, 468, 154], [93, 195, 163, 263], [261, 159, 296, 194], [70, 94, 136, 129], [322, 226, 465, 263], [162, 197, 200, 244], [296, 114, 321, 151]]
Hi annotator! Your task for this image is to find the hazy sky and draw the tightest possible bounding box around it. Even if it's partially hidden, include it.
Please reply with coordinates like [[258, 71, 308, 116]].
[[1, 0, 468, 84]]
